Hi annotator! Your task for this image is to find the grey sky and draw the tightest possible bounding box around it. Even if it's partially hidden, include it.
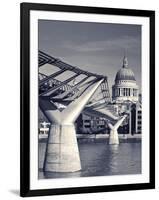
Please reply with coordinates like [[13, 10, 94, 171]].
[[38, 20, 141, 93]]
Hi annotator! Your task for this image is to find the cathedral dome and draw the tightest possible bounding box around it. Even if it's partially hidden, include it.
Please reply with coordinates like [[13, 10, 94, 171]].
[[115, 56, 136, 82], [112, 55, 139, 103], [115, 68, 136, 82]]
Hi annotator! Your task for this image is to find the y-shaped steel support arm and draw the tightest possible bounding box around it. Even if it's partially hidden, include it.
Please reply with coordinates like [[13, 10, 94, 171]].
[[107, 115, 127, 145]]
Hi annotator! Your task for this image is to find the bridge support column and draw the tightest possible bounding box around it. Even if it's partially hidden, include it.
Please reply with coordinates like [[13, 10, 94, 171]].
[[108, 115, 127, 145], [40, 79, 103, 172], [44, 124, 81, 172], [109, 129, 119, 145]]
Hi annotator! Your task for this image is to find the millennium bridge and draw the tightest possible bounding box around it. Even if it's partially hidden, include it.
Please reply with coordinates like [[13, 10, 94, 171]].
[[39, 51, 127, 173]]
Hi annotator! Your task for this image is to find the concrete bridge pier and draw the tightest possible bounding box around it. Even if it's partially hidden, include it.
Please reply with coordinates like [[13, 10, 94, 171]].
[[44, 123, 81, 172], [40, 79, 103, 172], [108, 115, 127, 145]]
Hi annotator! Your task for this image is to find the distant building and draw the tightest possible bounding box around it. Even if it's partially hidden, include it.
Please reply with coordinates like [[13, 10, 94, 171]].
[[76, 109, 109, 134], [39, 121, 50, 135], [129, 103, 142, 134], [111, 55, 142, 135]]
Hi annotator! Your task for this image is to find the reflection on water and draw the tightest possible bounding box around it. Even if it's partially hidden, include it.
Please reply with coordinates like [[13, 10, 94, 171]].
[[38, 140, 141, 179]]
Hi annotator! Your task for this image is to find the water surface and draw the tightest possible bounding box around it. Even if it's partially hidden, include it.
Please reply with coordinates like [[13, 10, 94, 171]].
[[39, 139, 141, 179]]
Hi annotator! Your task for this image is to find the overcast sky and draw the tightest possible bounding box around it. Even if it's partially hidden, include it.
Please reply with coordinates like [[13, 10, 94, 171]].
[[38, 20, 141, 93]]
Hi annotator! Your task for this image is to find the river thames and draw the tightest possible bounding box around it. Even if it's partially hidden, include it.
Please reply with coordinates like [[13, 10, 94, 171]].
[[38, 138, 141, 179]]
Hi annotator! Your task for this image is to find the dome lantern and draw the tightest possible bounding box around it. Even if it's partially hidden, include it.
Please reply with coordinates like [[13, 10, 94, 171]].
[[123, 56, 128, 68]]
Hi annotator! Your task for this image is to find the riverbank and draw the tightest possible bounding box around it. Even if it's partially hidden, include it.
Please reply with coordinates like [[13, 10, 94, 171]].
[[77, 134, 141, 143], [39, 133, 141, 143]]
